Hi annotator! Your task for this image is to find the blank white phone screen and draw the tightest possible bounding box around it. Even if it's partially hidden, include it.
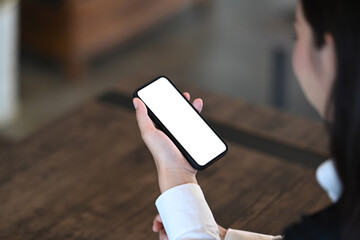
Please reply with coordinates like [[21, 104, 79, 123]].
[[137, 77, 227, 166]]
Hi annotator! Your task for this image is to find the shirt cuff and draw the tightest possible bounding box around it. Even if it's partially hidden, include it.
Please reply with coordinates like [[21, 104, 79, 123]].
[[155, 183, 220, 240], [225, 229, 283, 240]]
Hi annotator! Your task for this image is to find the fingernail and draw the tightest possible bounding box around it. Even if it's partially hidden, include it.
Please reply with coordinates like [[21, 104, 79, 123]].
[[133, 99, 138, 109]]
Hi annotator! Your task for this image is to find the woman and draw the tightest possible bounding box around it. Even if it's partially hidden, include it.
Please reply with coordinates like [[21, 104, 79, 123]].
[[133, 0, 360, 239]]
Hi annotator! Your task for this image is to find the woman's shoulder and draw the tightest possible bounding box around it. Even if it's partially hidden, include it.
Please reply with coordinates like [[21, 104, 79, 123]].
[[283, 205, 341, 240]]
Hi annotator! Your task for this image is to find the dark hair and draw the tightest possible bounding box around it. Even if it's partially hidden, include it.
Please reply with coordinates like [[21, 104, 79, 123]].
[[301, 0, 360, 238]]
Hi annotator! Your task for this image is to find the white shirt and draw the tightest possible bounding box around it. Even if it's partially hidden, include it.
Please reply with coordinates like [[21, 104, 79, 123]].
[[155, 160, 342, 240], [316, 160, 342, 202]]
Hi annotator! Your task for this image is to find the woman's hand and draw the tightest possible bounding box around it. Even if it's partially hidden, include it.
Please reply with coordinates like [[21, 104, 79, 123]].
[[218, 225, 228, 240], [152, 214, 227, 240], [152, 214, 168, 240], [133, 92, 203, 193]]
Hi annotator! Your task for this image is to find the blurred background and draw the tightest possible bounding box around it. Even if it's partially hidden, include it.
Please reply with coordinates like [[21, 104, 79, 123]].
[[0, 0, 319, 146]]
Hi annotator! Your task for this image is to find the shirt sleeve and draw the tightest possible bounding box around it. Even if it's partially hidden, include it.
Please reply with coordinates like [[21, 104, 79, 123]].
[[225, 229, 283, 240], [155, 183, 220, 240], [155, 183, 283, 240]]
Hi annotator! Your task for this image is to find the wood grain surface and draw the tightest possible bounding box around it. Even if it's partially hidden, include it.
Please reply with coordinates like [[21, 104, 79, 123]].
[[0, 86, 330, 239]]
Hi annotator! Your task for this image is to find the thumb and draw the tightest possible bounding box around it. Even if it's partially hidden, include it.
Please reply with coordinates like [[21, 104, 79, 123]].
[[133, 98, 156, 139]]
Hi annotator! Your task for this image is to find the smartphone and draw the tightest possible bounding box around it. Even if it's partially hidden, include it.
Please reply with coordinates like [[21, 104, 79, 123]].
[[133, 76, 228, 170]]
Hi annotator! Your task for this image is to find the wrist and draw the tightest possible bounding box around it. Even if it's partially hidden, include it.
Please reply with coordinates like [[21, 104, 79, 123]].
[[157, 168, 197, 193]]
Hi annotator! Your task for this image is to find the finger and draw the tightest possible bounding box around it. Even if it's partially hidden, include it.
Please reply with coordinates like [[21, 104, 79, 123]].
[[153, 215, 163, 232], [183, 92, 190, 101], [153, 220, 163, 232], [152, 217, 158, 232], [193, 98, 203, 113], [159, 229, 169, 240], [155, 214, 163, 223], [133, 98, 156, 138]]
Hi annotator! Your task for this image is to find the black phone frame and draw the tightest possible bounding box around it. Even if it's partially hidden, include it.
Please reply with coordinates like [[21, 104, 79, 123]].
[[133, 76, 228, 171]]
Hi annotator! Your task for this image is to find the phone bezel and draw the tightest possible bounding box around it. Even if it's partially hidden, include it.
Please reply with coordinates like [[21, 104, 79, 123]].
[[133, 76, 228, 171]]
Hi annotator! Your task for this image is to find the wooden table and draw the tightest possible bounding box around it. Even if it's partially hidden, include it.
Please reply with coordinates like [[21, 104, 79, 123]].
[[0, 78, 331, 239]]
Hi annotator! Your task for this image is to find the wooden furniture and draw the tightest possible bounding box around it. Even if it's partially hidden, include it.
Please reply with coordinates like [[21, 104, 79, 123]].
[[0, 78, 331, 239], [20, 0, 201, 79]]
